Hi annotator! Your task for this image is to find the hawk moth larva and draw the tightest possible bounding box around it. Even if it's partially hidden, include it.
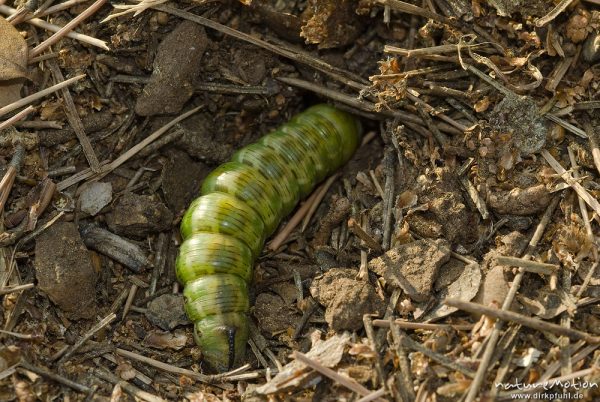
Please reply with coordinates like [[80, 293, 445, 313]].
[[176, 104, 362, 372]]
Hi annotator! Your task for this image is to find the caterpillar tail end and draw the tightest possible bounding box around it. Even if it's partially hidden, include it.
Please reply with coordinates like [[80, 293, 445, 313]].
[[193, 312, 249, 373]]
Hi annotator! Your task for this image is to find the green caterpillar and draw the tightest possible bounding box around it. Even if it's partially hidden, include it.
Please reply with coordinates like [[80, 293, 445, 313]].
[[176, 104, 362, 372]]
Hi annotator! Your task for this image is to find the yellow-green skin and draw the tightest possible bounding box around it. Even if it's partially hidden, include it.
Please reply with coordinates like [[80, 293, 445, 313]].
[[176, 104, 362, 372]]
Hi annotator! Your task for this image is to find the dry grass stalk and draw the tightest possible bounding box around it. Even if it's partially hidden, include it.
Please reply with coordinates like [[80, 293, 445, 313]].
[[496, 256, 559, 276], [103, 0, 168, 22], [93, 368, 166, 402], [372, 319, 473, 331], [47, 61, 100, 171], [293, 351, 382, 400], [20, 361, 93, 395], [535, 0, 576, 27], [57, 105, 203, 191], [0, 283, 34, 296], [0, 75, 85, 119], [56, 313, 117, 363], [33, 0, 90, 19], [0, 106, 34, 131], [348, 217, 383, 253], [463, 197, 560, 402], [542, 149, 600, 216], [0, 144, 25, 212], [30, 0, 109, 57], [0, 5, 108, 50], [445, 298, 600, 343], [301, 173, 341, 232], [269, 174, 339, 251]]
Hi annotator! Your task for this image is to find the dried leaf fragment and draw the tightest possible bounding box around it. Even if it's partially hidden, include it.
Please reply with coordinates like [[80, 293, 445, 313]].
[[255, 332, 350, 394], [0, 16, 29, 108]]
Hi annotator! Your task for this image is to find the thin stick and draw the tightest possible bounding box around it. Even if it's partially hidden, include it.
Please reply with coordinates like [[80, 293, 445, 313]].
[[293, 297, 318, 339], [116, 348, 211, 383], [577, 262, 599, 299], [56, 313, 116, 362], [0, 144, 25, 212], [57, 106, 203, 190], [464, 197, 559, 402], [357, 388, 387, 402], [348, 217, 383, 253], [269, 174, 337, 251], [542, 149, 600, 216], [278, 190, 313, 238], [0, 329, 41, 340], [377, 0, 459, 27], [535, 0, 576, 27], [445, 298, 600, 343], [409, 93, 466, 132], [372, 319, 473, 331], [0, 5, 108, 50], [381, 148, 395, 251], [48, 61, 100, 171], [0, 283, 34, 296], [400, 333, 477, 377], [363, 315, 387, 390], [20, 361, 92, 394], [30, 0, 109, 57], [117, 347, 253, 383], [293, 351, 375, 398], [544, 114, 588, 139], [583, 120, 600, 177], [357, 214, 369, 280], [122, 284, 138, 319], [496, 256, 559, 276], [389, 321, 416, 402], [34, 0, 90, 18], [568, 145, 596, 244], [93, 368, 166, 402], [369, 170, 385, 199], [277, 76, 462, 135], [0, 74, 85, 119], [153, 4, 367, 86], [0, 106, 34, 131], [384, 43, 483, 57], [301, 173, 340, 232]]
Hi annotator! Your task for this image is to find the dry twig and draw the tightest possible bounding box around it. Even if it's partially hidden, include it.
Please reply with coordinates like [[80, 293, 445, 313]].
[[30, 0, 109, 57], [0, 5, 108, 50]]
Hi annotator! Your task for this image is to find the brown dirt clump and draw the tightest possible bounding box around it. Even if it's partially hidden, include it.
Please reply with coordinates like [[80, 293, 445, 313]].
[[106, 193, 173, 237], [310, 268, 385, 331], [135, 21, 208, 116], [34, 222, 97, 319]]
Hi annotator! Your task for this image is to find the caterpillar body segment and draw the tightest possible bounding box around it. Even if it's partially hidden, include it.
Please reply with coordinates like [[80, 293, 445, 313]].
[[176, 104, 362, 372]]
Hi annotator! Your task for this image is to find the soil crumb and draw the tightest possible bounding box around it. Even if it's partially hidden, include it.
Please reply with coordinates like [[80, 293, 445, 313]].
[[135, 21, 208, 116], [34, 222, 97, 319], [310, 268, 385, 331], [106, 193, 173, 237]]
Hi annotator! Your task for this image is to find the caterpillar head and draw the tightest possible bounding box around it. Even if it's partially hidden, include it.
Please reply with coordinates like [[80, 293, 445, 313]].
[[193, 312, 249, 372]]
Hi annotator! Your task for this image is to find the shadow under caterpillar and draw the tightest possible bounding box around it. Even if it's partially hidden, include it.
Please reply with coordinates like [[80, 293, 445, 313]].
[[176, 104, 362, 372]]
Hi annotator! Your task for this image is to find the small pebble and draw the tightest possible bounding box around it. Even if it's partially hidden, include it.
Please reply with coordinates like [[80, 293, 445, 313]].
[[79, 181, 112, 216]]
